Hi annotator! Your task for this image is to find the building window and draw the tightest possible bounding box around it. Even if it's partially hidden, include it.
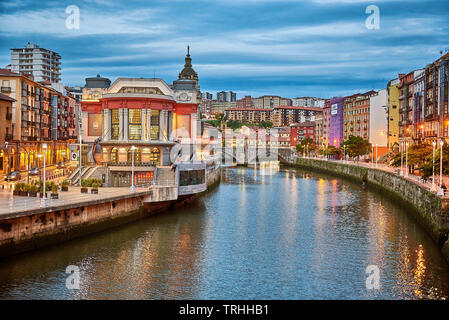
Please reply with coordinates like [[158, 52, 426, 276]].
[[111, 147, 118, 164], [128, 109, 142, 140], [111, 109, 120, 140], [127, 147, 141, 164], [150, 147, 160, 165], [150, 110, 160, 140]]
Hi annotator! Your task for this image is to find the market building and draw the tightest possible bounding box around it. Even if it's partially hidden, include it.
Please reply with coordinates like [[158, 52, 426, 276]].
[[79, 48, 205, 187]]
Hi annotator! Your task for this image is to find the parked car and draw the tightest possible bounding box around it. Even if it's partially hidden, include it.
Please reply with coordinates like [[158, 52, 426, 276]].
[[5, 171, 22, 181], [56, 162, 66, 169], [28, 167, 41, 176]]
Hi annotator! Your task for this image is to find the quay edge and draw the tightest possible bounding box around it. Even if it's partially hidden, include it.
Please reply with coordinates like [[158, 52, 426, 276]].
[[0, 165, 221, 259]]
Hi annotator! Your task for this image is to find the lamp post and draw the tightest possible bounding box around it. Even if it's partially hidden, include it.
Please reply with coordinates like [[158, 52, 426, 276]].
[[405, 142, 409, 177], [371, 144, 374, 168], [343, 145, 346, 163], [431, 141, 436, 191], [42, 143, 47, 201], [438, 140, 444, 196], [400, 142, 404, 176], [326, 143, 328, 160], [376, 143, 377, 168], [61, 150, 66, 176], [130, 145, 136, 193]]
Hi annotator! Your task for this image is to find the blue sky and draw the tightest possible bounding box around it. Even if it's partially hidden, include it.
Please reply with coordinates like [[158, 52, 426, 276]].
[[0, 0, 448, 99]]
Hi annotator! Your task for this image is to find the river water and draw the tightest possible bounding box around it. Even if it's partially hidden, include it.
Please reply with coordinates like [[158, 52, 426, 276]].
[[0, 166, 448, 300]]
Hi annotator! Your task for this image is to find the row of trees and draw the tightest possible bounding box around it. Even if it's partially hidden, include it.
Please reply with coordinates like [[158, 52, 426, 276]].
[[205, 114, 273, 130], [295, 136, 448, 180], [295, 135, 372, 159], [390, 142, 449, 179]]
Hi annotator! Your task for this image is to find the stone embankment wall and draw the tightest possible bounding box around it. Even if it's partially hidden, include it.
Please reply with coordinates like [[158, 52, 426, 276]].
[[292, 158, 449, 264], [0, 165, 221, 258]]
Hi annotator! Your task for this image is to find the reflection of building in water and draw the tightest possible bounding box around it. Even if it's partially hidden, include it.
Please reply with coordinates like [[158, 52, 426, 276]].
[[72, 204, 208, 299]]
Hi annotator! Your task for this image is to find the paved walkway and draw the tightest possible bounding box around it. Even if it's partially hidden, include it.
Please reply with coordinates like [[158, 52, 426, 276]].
[[0, 187, 151, 218], [301, 156, 449, 198]]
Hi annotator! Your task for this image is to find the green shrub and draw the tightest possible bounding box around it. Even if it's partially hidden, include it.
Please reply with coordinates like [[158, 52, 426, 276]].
[[51, 184, 59, 193], [14, 182, 24, 192], [91, 182, 101, 188], [61, 179, 70, 187]]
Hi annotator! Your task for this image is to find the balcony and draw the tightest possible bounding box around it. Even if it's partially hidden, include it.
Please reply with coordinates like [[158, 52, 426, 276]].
[[0, 87, 11, 93]]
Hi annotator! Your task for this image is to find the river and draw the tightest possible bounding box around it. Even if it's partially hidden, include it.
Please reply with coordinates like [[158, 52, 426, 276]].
[[0, 166, 448, 299]]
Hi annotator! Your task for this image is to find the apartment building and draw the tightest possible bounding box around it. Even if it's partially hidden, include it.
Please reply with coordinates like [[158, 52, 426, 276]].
[[0, 69, 76, 172], [225, 108, 271, 123], [10, 43, 61, 83], [271, 106, 322, 127], [387, 78, 401, 152]]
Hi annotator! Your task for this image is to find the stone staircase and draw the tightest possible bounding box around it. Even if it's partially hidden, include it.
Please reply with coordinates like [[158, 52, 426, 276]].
[[155, 167, 176, 186]]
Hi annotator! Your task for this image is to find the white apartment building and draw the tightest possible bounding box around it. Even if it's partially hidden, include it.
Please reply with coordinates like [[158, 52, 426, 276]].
[[10, 43, 61, 83]]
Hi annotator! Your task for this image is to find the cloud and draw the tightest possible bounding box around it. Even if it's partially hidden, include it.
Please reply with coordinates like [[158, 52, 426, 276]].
[[0, 0, 447, 98], [0, 7, 171, 36]]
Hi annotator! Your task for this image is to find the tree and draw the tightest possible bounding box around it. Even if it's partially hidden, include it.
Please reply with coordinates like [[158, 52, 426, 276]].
[[390, 143, 433, 175], [421, 142, 449, 179], [260, 121, 273, 129], [296, 138, 316, 154], [317, 145, 340, 156], [341, 135, 371, 160]]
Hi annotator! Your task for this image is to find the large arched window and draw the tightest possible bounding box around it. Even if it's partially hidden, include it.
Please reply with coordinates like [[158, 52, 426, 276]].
[[110, 147, 118, 164], [150, 148, 160, 166], [127, 147, 141, 164]]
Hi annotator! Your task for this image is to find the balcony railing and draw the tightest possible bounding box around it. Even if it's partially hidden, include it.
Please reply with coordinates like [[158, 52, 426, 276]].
[[106, 161, 157, 167], [0, 87, 11, 93], [5, 133, 13, 141]]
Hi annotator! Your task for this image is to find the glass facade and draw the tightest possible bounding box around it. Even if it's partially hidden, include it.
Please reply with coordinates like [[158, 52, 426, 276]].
[[150, 110, 160, 140], [149, 147, 160, 165], [111, 109, 120, 140], [128, 109, 142, 140]]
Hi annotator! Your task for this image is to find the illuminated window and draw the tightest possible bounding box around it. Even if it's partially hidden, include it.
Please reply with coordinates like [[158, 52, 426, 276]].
[[150, 147, 160, 165], [150, 110, 160, 140], [110, 109, 120, 140], [128, 109, 141, 140], [127, 147, 141, 164], [110, 147, 118, 164]]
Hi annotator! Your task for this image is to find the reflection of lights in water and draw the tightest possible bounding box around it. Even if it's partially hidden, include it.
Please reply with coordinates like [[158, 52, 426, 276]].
[[413, 244, 426, 298]]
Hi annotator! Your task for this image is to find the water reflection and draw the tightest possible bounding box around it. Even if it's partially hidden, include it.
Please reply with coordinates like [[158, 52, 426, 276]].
[[0, 166, 448, 300]]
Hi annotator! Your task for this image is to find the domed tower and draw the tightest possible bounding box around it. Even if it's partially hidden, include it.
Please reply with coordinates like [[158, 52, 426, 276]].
[[178, 45, 198, 83]]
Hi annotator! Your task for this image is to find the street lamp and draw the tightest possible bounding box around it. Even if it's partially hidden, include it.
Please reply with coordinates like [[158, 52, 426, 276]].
[[42, 143, 47, 201], [405, 142, 409, 177], [376, 143, 377, 168], [438, 140, 444, 196], [343, 145, 346, 163], [400, 142, 404, 176], [130, 145, 136, 193], [431, 141, 436, 191], [61, 150, 66, 175], [371, 144, 374, 168]]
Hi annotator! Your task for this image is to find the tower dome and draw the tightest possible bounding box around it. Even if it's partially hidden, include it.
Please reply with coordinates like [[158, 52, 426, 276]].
[[178, 45, 198, 81]]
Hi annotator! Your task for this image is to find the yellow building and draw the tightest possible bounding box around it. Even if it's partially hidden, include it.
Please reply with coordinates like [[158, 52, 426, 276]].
[[387, 78, 400, 152]]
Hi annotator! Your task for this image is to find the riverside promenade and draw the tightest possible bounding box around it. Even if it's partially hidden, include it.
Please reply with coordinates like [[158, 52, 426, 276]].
[[308, 157, 449, 198], [0, 187, 152, 219]]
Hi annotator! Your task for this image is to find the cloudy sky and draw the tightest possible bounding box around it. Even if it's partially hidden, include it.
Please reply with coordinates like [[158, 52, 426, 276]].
[[0, 0, 448, 99]]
